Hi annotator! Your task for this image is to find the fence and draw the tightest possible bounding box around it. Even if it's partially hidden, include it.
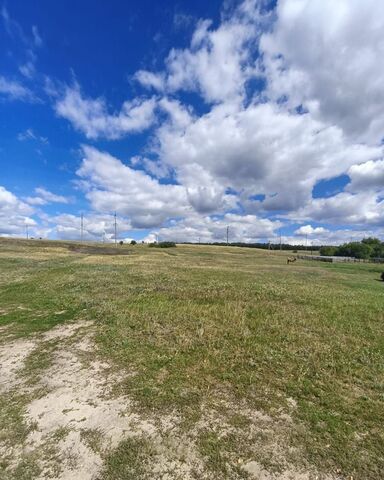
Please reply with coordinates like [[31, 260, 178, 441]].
[[296, 255, 384, 263]]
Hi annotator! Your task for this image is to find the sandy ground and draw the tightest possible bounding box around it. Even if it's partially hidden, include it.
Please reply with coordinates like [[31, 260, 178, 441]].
[[0, 322, 340, 480]]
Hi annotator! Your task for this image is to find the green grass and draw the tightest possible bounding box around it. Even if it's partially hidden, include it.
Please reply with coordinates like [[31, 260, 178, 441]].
[[0, 238, 383, 478], [98, 437, 155, 479]]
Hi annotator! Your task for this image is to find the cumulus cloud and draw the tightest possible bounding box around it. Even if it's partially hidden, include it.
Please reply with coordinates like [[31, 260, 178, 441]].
[[294, 225, 328, 236], [48, 213, 130, 242], [153, 212, 281, 244], [54, 83, 157, 139], [291, 191, 384, 226], [0, 186, 36, 236], [284, 226, 384, 246], [347, 160, 384, 193], [134, 70, 165, 91], [77, 146, 191, 228], [156, 101, 383, 212], [7, 0, 382, 242], [261, 0, 384, 144]]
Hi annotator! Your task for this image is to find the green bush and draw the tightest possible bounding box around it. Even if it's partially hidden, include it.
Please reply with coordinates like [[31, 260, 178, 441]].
[[148, 241, 176, 248], [319, 246, 337, 256]]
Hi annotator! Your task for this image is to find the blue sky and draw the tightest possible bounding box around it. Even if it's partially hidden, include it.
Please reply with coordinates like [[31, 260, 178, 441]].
[[0, 0, 383, 244]]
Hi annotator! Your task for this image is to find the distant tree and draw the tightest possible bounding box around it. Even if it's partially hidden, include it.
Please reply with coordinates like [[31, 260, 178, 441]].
[[336, 242, 372, 259], [119, 240, 124, 246], [149, 241, 176, 248], [362, 237, 381, 246], [319, 246, 337, 256], [130, 240, 137, 245]]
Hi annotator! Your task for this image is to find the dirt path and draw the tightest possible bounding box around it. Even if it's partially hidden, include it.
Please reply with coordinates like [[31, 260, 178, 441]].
[[0, 323, 340, 480]]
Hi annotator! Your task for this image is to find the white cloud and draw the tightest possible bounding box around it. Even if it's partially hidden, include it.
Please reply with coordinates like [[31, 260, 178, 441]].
[[283, 227, 384, 246], [153, 212, 281, 243], [134, 70, 165, 91], [261, 0, 384, 144], [17, 128, 48, 144], [291, 191, 384, 226], [0, 186, 36, 236], [164, 14, 258, 103], [347, 160, 384, 193], [49, 213, 130, 242], [5, 0, 383, 243], [294, 225, 328, 236], [0, 76, 34, 101], [25, 188, 70, 206], [77, 146, 191, 228], [156, 101, 383, 212], [54, 83, 157, 139], [135, 1, 269, 104]]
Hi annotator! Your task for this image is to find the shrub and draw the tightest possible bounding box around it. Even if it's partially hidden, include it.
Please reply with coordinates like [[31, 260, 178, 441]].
[[119, 240, 124, 245], [319, 246, 337, 256], [381, 272, 384, 282], [149, 241, 176, 248]]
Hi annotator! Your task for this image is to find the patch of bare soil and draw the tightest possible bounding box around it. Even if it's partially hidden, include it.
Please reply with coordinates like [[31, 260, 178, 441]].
[[0, 337, 36, 393], [0, 322, 340, 480]]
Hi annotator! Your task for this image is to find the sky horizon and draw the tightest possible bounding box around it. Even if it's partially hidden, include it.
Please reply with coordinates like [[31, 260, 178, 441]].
[[1, 0, 383, 245]]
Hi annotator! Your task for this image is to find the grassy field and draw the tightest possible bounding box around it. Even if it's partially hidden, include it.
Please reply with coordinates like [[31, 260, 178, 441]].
[[0, 238, 383, 479]]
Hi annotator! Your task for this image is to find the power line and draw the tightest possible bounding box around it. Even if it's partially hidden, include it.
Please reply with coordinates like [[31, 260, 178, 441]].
[[80, 213, 84, 242], [114, 212, 117, 245]]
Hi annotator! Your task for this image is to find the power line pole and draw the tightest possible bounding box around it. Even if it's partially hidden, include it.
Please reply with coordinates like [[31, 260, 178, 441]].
[[279, 229, 282, 251], [25, 224, 29, 240], [80, 213, 84, 242], [226, 226, 229, 245], [114, 212, 117, 245], [305, 234, 308, 253]]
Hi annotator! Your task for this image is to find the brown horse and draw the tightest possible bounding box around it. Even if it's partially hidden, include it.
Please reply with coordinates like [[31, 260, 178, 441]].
[[287, 257, 297, 264]]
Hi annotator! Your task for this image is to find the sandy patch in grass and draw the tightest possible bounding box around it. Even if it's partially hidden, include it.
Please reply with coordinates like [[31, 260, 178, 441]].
[[26, 341, 206, 480], [41, 320, 93, 341], [1, 321, 340, 480], [2, 322, 206, 479], [0, 337, 36, 392]]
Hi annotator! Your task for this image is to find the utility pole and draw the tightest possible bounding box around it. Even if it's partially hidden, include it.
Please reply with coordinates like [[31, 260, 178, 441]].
[[226, 226, 229, 245], [306, 234, 308, 252], [80, 213, 84, 242], [25, 224, 29, 240], [279, 229, 282, 251], [114, 212, 117, 245]]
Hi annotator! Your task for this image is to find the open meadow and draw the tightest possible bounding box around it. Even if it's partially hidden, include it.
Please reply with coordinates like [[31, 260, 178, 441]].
[[0, 238, 383, 480]]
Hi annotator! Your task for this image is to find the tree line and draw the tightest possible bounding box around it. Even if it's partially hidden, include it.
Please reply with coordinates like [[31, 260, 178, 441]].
[[319, 238, 384, 260]]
